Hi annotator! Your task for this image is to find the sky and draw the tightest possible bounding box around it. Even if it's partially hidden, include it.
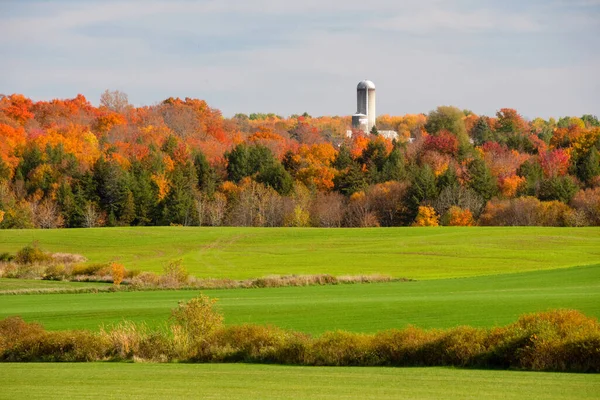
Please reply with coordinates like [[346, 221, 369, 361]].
[[1, 0, 599, 119]]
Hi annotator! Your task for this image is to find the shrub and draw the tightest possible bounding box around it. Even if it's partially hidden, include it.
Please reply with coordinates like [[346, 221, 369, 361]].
[[101, 321, 173, 362], [309, 330, 377, 366], [217, 324, 308, 364], [71, 263, 110, 277], [5, 330, 109, 362], [42, 264, 67, 281], [111, 262, 125, 286], [170, 295, 223, 360], [130, 272, 160, 289], [14, 242, 51, 264], [4, 264, 46, 279], [0, 317, 45, 356], [162, 259, 189, 288]]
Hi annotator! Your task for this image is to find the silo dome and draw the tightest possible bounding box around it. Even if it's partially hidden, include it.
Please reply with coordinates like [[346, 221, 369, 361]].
[[357, 80, 376, 90]]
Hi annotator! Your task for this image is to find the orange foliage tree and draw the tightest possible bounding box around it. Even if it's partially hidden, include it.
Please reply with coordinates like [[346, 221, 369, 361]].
[[445, 206, 474, 226]]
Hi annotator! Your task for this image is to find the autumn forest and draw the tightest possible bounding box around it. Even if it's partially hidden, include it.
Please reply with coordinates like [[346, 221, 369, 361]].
[[0, 91, 599, 229]]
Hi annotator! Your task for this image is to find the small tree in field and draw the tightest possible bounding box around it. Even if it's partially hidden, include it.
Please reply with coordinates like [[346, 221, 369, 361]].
[[111, 262, 125, 286], [412, 206, 440, 226]]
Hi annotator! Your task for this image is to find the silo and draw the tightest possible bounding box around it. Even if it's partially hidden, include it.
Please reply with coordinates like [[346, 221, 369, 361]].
[[356, 80, 376, 133]]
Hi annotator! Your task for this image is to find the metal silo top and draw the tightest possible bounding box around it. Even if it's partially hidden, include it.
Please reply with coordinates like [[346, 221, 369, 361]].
[[357, 80, 375, 90]]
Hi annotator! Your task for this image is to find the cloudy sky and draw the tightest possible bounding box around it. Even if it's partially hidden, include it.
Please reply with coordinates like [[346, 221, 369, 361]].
[[1, 0, 599, 119]]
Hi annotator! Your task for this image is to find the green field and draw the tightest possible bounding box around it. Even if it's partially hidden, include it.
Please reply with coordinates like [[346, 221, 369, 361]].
[[0, 364, 598, 400], [2, 227, 599, 397], [2, 264, 598, 333], [1, 227, 599, 279]]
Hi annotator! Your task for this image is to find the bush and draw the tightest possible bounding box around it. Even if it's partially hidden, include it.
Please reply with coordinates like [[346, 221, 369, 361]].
[[0, 317, 108, 362], [101, 321, 173, 362], [42, 264, 67, 281], [162, 259, 189, 288], [14, 243, 51, 264], [0, 252, 14, 262], [309, 330, 378, 366], [217, 324, 308, 364], [170, 295, 223, 360], [71, 263, 111, 277], [130, 272, 160, 289]]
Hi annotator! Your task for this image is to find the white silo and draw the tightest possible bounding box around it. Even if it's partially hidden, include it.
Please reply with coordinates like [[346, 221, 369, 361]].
[[356, 80, 376, 133]]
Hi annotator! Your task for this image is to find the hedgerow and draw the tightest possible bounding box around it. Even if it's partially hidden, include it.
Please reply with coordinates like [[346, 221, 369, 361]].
[[1, 296, 598, 372]]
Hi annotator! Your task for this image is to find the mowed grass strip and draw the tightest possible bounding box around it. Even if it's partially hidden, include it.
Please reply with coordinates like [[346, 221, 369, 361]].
[[0, 227, 599, 279], [0, 364, 598, 400], [0, 278, 110, 292], [1, 265, 598, 333]]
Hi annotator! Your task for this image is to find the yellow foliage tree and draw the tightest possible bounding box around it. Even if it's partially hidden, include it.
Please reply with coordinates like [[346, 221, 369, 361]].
[[412, 206, 439, 227], [111, 262, 125, 286]]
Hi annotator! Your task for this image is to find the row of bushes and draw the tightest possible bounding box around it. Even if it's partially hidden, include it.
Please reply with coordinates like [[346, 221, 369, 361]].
[[1, 296, 598, 372]]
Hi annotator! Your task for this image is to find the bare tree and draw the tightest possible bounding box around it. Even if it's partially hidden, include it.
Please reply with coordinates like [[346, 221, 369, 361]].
[[207, 193, 227, 226], [310, 192, 345, 227], [31, 199, 64, 229], [195, 196, 207, 226], [83, 202, 103, 228], [100, 90, 130, 113], [433, 185, 485, 218]]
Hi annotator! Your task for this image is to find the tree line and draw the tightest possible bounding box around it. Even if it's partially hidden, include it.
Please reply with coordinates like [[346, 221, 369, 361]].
[[0, 91, 599, 228]]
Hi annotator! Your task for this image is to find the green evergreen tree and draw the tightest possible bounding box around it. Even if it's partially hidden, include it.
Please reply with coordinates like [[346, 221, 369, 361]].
[[333, 162, 367, 196], [577, 147, 600, 187], [119, 190, 136, 226], [471, 117, 494, 146], [130, 163, 156, 226], [518, 160, 544, 196], [538, 175, 579, 203], [468, 158, 497, 201], [161, 162, 198, 225], [256, 163, 293, 195], [92, 157, 130, 221], [380, 147, 406, 182], [193, 151, 216, 196], [225, 143, 278, 182], [333, 145, 353, 170], [56, 182, 85, 228], [437, 166, 459, 192], [408, 164, 437, 208]]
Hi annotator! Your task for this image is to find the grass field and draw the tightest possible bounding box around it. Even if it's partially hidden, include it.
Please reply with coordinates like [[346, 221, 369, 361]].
[[2, 264, 598, 333], [2, 227, 599, 397], [0, 364, 598, 400], [1, 227, 599, 279]]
